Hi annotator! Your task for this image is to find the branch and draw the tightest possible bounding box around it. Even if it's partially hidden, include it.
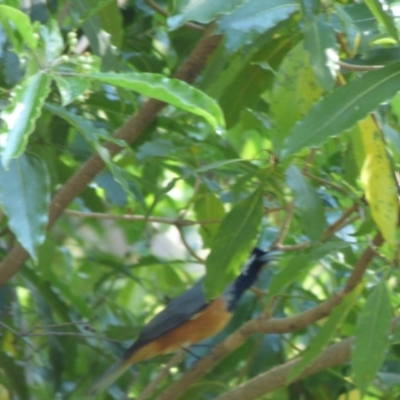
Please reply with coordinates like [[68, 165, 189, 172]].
[[64, 209, 220, 226], [0, 30, 222, 285], [155, 231, 382, 400], [217, 338, 352, 400], [217, 315, 400, 400]]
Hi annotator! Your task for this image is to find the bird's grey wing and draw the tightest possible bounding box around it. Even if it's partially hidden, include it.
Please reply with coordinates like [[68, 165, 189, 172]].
[[125, 282, 208, 354]]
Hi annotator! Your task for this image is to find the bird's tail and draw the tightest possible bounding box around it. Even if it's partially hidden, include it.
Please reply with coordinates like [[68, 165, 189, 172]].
[[88, 358, 131, 396]]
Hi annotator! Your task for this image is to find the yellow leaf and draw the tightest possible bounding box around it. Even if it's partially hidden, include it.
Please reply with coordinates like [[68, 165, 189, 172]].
[[337, 389, 362, 400], [0, 384, 10, 400], [358, 115, 398, 245]]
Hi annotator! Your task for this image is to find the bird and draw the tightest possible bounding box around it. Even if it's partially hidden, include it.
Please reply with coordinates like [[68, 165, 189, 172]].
[[89, 247, 272, 395]]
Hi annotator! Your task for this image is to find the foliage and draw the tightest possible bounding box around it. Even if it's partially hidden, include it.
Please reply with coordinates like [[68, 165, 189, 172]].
[[0, 0, 400, 399]]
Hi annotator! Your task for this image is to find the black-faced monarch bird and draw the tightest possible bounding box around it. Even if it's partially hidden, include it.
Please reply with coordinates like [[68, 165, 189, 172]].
[[89, 248, 272, 395]]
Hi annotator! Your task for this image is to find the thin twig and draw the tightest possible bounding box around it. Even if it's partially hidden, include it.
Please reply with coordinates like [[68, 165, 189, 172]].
[[336, 60, 384, 71], [177, 225, 205, 263], [0, 321, 123, 343], [321, 203, 359, 241], [64, 209, 221, 227], [272, 202, 295, 248], [302, 171, 349, 194]]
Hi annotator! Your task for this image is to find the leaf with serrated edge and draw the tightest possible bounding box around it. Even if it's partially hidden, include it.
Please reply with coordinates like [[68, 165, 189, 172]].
[[0, 5, 38, 50], [88, 72, 225, 131], [217, 0, 299, 52], [0, 154, 50, 261], [204, 187, 263, 299], [1, 72, 51, 167], [358, 115, 398, 245], [289, 283, 363, 382], [168, 0, 244, 30], [353, 282, 392, 394], [283, 62, 400, 156]]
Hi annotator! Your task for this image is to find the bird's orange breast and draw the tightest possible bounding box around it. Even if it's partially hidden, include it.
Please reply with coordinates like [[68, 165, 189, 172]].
[[125, 297, 232, 365]]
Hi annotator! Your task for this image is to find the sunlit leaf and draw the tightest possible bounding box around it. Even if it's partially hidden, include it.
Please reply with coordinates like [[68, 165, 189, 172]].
[[218, 0, 299, 51], [283, 62, 400, 156], [168, 0, 243, 30], [364, 0, 399, 43], [88, 72, 225, 131], [193, 184, 225, 248], [270, 42, 323, 150], [0, 5, 38, 50], [358, 115, 397, 246], [0, 72, 51, 166]]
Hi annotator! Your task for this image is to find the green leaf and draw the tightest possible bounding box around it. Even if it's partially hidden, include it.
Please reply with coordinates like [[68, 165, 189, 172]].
[[193, 184, 225, 248], [283, 62, 400, 156], [0, 5, 38, 50], [303, 16, 336, 90], [204, 187, 264, 298], [72, 0, 120, 71], [353, 281, 392, 394], [38, 19, 64, 64], [217, 0, 299, 51], [0, 154, 50, 261], [168, 0, 243, 30], [88, 72, 225, 131], [286, 165, 327, 241], [0, 72, 52, 167], [289, 284, 363, 382], [44, 103, 134, 200], [53, 75, 91, 106], [268, 240, 349, 298], [0, 353, 29, 399], [364, 0, 399, 44], [270, 41, 323, 150], [137, 138, 176, 161]]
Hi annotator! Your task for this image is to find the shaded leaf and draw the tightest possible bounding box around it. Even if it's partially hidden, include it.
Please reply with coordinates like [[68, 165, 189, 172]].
[[0, 72, 51, 166], [168, 0, 244, 30], [88, 72, 225, 130], [204, 187, 263, 298], [358, 115, 398, 246], [218, 0, 299, 52], [353, 281, 392, 394], [303, 16, 336, 90], [286, 165, 327, 241], [0, 154, 50, 261], [289, 284, 363, 382], [283, 62, 400, 156]]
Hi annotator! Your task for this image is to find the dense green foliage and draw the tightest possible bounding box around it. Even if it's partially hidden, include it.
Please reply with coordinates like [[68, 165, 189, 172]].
[[1, 0, 400, 399]]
